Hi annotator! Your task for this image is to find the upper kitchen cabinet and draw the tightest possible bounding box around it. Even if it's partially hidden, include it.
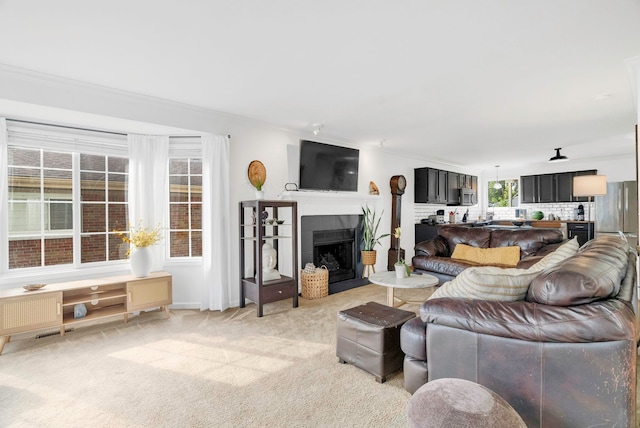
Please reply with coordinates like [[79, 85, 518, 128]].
[[446, 172, 459, 204], [555, 172, 574, 202], [521, 175, 537, 203], [538, 174, 555, 203], [415, 168, 477, 205], [415, 167, 441, 203], [521, 170, 597, 203], [437, 170, 447, 204]]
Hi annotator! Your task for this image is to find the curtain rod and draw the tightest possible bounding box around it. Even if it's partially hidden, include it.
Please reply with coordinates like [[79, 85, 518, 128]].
[[6, 119, 228, 139]]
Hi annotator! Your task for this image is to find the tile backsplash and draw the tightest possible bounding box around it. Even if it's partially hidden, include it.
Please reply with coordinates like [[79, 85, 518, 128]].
[[414, 202, 590, 223]]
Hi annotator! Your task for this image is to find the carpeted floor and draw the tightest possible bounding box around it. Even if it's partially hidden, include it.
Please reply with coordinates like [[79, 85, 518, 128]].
[[0, 284, 638, 427]]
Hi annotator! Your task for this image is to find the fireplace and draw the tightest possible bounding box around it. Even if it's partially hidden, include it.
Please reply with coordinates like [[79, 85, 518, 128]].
[[313, 228, 355, 284], [301, 214, 369, 294]]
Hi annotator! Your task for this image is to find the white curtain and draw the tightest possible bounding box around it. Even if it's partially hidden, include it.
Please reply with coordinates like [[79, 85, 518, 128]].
[[0, 118, 8, 271], [201, 134, 232, 311], [127, 134, 169, 272]]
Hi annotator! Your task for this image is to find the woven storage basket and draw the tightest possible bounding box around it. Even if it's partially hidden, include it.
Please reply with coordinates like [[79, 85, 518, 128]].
[[301, 266, 329, 300]]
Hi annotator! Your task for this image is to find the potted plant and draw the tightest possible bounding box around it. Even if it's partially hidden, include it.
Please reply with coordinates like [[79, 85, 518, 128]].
[[361, 206, 389, 274], [393, 227, 411, 278], [116, 221, 163, 278]]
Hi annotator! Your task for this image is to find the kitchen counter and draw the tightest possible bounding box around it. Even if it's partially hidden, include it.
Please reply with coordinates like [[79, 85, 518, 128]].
[[439, 220, 593, 228]]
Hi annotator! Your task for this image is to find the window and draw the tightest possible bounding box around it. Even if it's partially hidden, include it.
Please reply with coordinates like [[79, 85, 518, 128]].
[[8, 147, 74, 268], [488, 179, 519, 207], [168, 158, 202, 258], [5, 123, 129, 270], [80, 154, 129, 264]]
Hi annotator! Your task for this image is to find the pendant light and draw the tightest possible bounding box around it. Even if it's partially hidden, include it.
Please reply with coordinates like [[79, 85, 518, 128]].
[[549, 148, 569, 163], [493, 165, 502, 189]]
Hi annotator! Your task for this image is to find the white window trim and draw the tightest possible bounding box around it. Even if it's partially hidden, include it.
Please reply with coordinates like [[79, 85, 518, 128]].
[[1, 120, 129, 278], [166, 136, 203, 262]]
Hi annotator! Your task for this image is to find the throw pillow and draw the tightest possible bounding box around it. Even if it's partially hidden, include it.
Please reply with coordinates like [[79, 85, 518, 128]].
[[429, 266, 540, 302], [450, 244, 520, 267], [528, 237, 579, 273]]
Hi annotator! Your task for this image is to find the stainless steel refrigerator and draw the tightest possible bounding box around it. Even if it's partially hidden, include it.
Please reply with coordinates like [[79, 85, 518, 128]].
[[594, 181, 638, 246]]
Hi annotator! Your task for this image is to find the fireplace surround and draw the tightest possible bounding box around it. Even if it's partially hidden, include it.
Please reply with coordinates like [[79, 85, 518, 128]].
[[301, 214, 369, 294]]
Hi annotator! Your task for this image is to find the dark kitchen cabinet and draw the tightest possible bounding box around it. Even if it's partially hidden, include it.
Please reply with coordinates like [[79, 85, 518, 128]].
[[521, 170, 596, 203], [415, 223, 439, 244], [415, 168, 477, 205], [471, 176, 478, 204], [437, 170, 447, 204], [415, 167, 446, 203], [567, 222, 594, 246], [414, 168, 427, 203], [521, 175, 537, 203], [555, 172, 574, 202], [538, 174, 555, 203], [446, 172, 459, 204]]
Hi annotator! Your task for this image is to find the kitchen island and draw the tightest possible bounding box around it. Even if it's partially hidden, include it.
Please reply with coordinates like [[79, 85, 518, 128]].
[[416, 220, 594, 245]]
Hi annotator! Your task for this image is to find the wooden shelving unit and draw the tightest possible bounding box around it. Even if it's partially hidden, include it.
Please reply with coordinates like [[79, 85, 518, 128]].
[[239, 200, 298, 317], [0, 271, 172, 355]]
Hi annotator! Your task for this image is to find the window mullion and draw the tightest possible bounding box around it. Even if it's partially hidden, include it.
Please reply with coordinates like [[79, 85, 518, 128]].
[[72, 152, 81, 267], [39, 150, 45, 267]]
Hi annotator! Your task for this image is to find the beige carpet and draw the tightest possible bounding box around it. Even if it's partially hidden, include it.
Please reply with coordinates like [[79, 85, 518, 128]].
[[0, 284, 637, 427]]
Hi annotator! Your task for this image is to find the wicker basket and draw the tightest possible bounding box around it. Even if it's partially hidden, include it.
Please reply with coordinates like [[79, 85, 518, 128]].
[[301, 266, 329, 300]]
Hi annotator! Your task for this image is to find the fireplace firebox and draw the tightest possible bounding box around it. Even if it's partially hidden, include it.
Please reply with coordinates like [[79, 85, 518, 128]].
[[301, 214, 369, 294]]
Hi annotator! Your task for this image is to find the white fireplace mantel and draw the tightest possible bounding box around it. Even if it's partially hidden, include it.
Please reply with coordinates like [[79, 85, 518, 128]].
[[278, 191, 382, 217]]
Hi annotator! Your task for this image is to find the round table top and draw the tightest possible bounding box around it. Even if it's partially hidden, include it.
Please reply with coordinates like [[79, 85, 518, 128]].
[[368, 271, 439, 289]]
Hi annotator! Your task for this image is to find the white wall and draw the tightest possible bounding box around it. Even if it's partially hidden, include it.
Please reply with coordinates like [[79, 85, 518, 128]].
[[0, 65, 636, 309], [0, 66, 434, 308]]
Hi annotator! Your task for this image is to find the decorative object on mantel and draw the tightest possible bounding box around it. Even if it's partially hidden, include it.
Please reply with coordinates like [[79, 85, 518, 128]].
[[23, 283, 46, 291], [361, 206, 389, 278], [369, 181, 379, 195], [248, 160, 266, 199], [116, 221, 163, 278]]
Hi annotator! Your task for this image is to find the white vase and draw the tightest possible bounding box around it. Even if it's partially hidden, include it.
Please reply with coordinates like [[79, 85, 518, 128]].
[[130, 246, 152, 278], [255, 190, 265, 200], [395, 264, 407, 279]]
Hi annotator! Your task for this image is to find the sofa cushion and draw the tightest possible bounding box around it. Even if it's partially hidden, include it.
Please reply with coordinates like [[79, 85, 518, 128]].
[[489, 228, 564, 257], [429, 266, 539, 302], [527, 238, 629, 306], [439, 226, 492, 256], [413, 256, 478, 277], [528, 237, 579, 272], [451, 244, 520, 267]]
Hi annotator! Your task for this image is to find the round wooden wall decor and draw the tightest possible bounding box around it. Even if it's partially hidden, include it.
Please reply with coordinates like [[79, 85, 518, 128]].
[[247, 160, 266, 189]]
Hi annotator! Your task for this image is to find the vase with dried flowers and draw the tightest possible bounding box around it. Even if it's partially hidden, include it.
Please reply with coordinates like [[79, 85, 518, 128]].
[[116, 222, 162, 278], [393, 227, 411, 278]]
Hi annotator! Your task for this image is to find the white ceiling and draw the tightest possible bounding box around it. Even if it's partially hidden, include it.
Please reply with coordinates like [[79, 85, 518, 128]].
[[0, 0, 638, 169]]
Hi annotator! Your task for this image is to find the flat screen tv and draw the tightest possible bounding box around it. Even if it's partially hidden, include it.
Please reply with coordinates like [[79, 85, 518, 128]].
[[299, 140, 359, 192]]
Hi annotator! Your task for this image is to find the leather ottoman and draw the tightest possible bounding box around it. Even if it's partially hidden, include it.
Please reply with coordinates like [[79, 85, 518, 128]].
[[336, 301, 416, 383]]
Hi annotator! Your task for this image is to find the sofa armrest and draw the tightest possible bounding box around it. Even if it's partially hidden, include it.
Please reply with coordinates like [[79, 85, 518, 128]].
[[421, 298, 637, 343], [414, 236, 449, 257]]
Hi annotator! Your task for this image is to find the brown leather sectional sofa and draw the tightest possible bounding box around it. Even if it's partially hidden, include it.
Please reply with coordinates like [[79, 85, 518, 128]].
[[412, 225, 565, 284], [401, 236, 638, 427]]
